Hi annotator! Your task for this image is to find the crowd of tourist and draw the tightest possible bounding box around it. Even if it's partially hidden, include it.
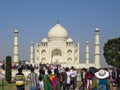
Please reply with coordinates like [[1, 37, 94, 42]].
[[15, 65, 78, 90], [1, 62, 120, 90], [14, 64, 120, 90]]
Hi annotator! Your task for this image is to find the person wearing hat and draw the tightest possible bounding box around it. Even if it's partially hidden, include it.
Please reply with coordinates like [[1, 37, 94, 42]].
[[15, 68, 25, 90], [92, 69, 113, 90]]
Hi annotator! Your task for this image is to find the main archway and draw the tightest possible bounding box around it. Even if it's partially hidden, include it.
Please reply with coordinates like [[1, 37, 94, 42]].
[[51, 49, 62, 64]]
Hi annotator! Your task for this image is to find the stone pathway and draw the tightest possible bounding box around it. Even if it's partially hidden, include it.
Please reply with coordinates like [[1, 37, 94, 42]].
[[25, 85, 117, 90], [25, 85, 29, 90], [25, 85, 80, 90]]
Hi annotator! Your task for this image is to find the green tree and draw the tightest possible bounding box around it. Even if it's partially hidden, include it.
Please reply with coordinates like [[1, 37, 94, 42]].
[[5, 56, 12, 83], [103, 37, 120, 68]]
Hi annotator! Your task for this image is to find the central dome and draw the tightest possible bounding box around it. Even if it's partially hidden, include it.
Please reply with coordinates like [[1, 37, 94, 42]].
[[48, 23, 68, 39]]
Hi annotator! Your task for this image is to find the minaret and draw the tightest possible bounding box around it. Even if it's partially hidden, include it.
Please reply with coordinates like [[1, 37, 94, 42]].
[[13, 29, 19, 63], [77, 41, 80, 63], [94, 28, 100, 68], [30, 42, 34, 64], [85, 41, 90, 64]]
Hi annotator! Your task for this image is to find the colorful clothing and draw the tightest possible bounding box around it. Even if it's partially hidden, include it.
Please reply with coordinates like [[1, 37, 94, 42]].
[[15, 73, 25, 90], [16, 74, 25, 86], [44, 75, 53, 90], [49, 74, 57, 87], [56, 77, 61, 90]]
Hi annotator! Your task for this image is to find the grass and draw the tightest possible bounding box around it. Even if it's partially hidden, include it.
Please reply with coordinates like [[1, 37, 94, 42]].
[[76, 81, 83, 87], [0, 79, 31, 90], [0, 79, 83, 90], [0, 80, 16, 90]]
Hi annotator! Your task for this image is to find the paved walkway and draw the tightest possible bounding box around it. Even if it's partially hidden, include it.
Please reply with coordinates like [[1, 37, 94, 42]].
[[25, 85, 117, 90], [25, 85, 29, 90]]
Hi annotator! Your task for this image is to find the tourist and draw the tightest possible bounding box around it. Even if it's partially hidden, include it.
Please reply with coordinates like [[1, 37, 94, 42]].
[[86, 69, 93, 90], [70, 66, 77, 89], [60, 67, 67, 90], [65, 67, 71, 90], [44, 69, 54, 90], [80, 68, 87, 90], [38, 69, 45, 90], [93, 68, 113, 90], [27, 67, 39, 90], [111, 68, 117, 86], [109, 68, 114, 84], [15, 68, 25, 90], [54, 68, 62, 90]]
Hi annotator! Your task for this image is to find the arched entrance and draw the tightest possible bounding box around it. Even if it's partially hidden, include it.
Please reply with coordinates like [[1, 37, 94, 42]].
[[51, 49, 62, 64]]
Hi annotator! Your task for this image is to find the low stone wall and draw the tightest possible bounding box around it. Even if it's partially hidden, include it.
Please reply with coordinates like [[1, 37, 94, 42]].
[[61, 63, 97, 68], [0, 69, 39, 78]]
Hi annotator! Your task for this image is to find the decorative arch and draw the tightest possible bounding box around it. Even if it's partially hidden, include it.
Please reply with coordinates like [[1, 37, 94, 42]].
[[52, 49, 61, 57], [67, 58, 72, 63], [41, 58, 46, 64], [67, 49, 72, 56], [41, 49, 46, 55], [67, 49, 72, 53], [51, 49, 62, 63]]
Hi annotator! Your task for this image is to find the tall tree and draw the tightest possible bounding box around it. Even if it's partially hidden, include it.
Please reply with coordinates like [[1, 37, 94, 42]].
[[5, 56, 12, 83], [103, 37, 120, 68]]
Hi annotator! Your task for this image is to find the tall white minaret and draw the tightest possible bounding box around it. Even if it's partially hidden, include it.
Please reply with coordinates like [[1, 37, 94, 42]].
[[30, 42, 34, 64], [77, 41, 80, 63], [94, 28, 100, 68], [13, 29, 19, 63], [85, 41, 90, 64]]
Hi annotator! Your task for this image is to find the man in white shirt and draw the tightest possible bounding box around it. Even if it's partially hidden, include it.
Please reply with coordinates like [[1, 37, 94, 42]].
[[70, 66, 77, 89]]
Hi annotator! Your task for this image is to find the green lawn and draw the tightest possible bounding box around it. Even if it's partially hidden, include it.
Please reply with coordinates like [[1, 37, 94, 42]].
[[0, 79, 31, 90], [0, 79, 82, 90], [0, 80, 16, 90]]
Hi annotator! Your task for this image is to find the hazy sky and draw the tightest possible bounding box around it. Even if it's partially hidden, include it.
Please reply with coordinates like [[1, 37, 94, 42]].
[[0, 0, 120, 66]]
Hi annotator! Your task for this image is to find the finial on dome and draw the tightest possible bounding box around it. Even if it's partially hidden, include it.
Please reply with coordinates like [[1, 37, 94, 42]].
[[86, 41, 89, 44], [57, 19, 59, 24]]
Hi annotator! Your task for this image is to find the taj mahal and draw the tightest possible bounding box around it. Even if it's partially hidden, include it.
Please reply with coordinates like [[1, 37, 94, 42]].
[[13, 22, 101, 68]]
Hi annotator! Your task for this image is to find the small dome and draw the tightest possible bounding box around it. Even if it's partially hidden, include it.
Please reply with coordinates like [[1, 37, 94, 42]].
[[30, 42, 34, 44], [95, 28, 99, 32], [67, 38, 73, 42], [14, 29, 18, 33], [42, 38, 48, 43], [48, 23, 68, 39]]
